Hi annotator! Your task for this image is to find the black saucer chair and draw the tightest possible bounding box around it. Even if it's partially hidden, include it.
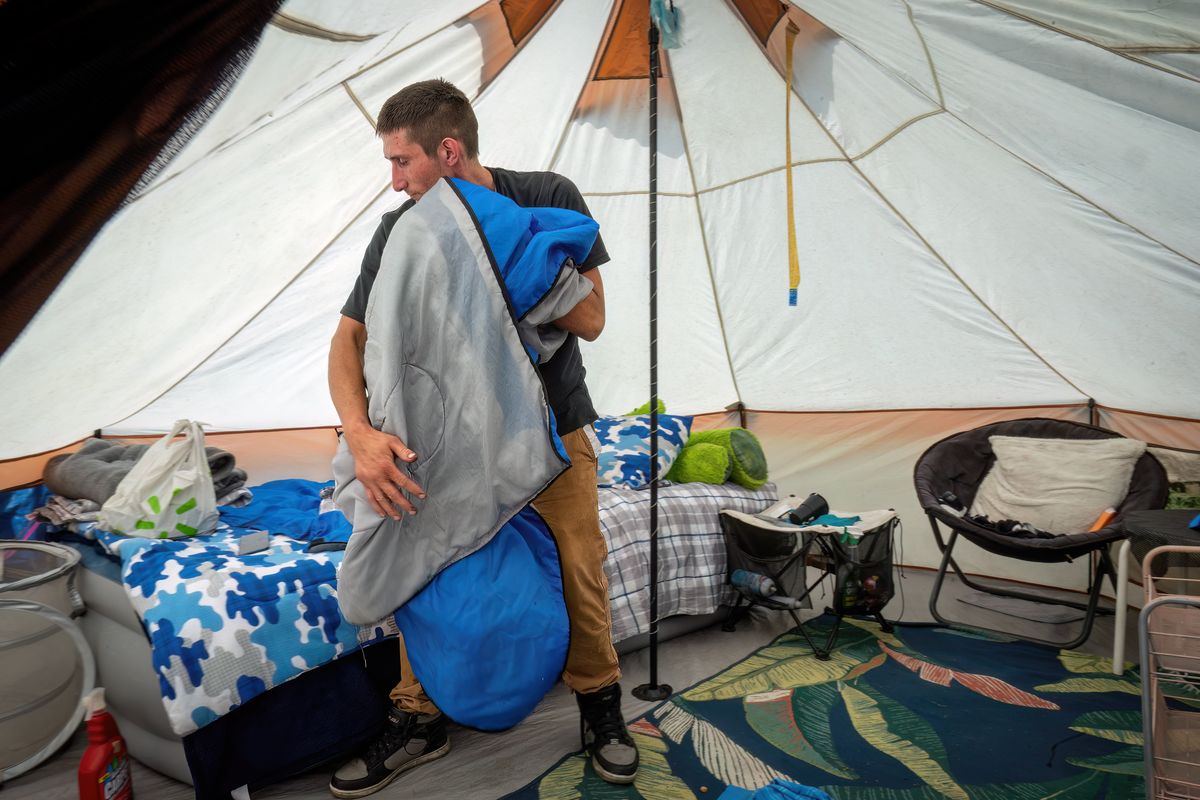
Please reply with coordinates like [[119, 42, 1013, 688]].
[[913, 417, 1168, 648]]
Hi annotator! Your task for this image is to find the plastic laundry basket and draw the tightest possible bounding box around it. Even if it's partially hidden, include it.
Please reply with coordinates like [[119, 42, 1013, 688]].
[[0, 541, 95, 783]]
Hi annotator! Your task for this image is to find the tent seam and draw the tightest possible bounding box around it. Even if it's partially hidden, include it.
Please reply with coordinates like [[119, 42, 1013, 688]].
[[123, 24, 416, 206], [737, 17, 1091, 399], [900, 1, 1200, 272], [848, 108, 944, 161], [900, 0, 946, 106], [778, 2, 944, 110], [108, 182, 395, 430], [343, 82, 375, 128], [966, 0, 1200, 85], [547, 1, 623, 172], [1118, 46, 1200, 55], [663, 49, 745, 410], [894, 3, 1200, 270], [581, 190, 692, 198], [697, 158, 844, 194], [845, 141, 1090, 398], [935, 111, 1200, 271], [474, 0, 569, 103], [341, 1, 492, 85]]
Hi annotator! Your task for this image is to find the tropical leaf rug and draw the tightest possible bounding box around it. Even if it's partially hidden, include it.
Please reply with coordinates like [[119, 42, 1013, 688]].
[[503, 616, 1157, 800]]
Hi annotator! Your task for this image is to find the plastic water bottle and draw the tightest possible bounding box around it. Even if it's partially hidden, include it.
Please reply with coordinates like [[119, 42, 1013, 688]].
[[731, 569, 777, 598], [841, 572, 861, 610]]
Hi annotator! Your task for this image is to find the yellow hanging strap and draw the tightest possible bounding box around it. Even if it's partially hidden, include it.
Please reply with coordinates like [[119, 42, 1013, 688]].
[[785, 21, 800, 306]]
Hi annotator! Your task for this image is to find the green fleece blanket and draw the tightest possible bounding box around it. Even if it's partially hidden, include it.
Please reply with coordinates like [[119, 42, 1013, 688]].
[[665, 442, 732, 484]]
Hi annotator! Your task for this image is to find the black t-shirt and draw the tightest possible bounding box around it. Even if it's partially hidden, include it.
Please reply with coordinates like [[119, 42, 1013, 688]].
[[340, 167, 609, 434]]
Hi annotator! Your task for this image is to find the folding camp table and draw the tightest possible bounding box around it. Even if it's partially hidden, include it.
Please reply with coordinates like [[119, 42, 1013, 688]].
[[719, 508, 898, 660]]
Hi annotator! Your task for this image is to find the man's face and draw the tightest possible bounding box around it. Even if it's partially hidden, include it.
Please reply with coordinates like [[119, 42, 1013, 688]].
[[382, 129, 445, 202]]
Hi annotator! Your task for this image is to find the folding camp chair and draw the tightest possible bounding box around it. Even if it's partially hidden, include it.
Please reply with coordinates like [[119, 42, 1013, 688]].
[[913, 417, 1168, 649]]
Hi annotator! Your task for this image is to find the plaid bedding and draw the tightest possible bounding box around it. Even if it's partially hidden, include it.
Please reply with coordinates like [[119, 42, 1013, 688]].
[[599, 482, 777, 643]]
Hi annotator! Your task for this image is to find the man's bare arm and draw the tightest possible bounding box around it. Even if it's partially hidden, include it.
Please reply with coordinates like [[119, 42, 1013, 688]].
[[328, 315, 424, 518], [551, 267, 605, 341]]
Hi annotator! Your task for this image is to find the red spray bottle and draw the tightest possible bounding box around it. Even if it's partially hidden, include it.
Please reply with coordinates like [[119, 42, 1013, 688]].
[[78, 688, 134, 800]]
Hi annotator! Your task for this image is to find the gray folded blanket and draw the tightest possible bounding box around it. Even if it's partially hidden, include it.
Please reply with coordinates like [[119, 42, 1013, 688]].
[[213, 467, 247, 498], [43, 438, 239, 504]]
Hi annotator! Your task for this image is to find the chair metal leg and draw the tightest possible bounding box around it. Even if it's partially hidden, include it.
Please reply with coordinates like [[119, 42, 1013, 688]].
[[790, 609, 833, 661], [928, 523, 958, 627], [927, 514, 1117, 649], [1112, 538, 1132, 675]]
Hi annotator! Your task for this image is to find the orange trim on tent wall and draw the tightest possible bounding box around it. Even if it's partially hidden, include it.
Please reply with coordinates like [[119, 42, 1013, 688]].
[[6, 407, 1194, 492], [594, 0, 650, 80], [1099, 408, 1200, 453], [1, 428, 342, 491], [498, 0, 556, 47], [729, 0, 787, 45]]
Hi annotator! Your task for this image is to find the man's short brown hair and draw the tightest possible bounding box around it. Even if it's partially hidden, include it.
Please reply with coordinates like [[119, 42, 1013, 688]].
[[376, 79, 479, 159]]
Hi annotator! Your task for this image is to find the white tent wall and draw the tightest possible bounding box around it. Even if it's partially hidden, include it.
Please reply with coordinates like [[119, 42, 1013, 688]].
[[2, 0, 1199, 595]]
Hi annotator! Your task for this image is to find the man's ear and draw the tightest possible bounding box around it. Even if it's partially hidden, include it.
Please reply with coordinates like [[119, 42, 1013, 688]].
[[439, 137, 461, 167]]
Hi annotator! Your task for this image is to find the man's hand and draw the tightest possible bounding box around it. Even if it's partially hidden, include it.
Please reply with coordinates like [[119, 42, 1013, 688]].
[[329, 315, 426, 519], [343, 425, 425, 520]]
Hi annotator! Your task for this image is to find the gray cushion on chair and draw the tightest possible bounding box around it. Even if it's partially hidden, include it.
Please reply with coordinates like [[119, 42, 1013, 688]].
[[969, 436, 1147, 534]]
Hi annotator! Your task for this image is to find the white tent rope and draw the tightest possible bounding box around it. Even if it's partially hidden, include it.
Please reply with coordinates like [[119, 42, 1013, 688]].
[[270, 13, 377, 43]]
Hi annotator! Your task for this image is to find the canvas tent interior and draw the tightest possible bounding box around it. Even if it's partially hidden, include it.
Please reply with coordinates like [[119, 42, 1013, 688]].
[[2, 0, 1199, 601]]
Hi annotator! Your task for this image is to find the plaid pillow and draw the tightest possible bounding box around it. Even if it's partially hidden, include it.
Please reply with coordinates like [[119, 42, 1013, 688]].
[[593, 414, 692, 489]]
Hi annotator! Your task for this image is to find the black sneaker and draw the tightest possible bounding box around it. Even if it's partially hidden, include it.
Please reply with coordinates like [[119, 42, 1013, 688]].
[[576, 683, 639, 784], [329, 707, 450, 798]]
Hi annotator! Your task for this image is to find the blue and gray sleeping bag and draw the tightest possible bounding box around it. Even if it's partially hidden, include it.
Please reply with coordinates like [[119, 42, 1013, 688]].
[[332, 177, 598, 730]]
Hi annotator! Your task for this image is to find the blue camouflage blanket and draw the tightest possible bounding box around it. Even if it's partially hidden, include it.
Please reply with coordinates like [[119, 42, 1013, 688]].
[[93, 480, 371, 736]]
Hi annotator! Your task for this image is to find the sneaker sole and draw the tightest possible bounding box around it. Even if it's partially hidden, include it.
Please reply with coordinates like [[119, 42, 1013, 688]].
[[329, 741, 451, 799], [592, 757, 637, 785]]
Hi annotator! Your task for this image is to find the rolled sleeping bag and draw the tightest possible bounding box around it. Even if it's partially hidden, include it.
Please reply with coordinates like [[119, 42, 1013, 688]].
[[687, 428, 768, 490]]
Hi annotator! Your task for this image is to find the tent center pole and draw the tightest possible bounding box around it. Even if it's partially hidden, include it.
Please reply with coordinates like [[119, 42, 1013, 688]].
[[634, 6, 671, 703]]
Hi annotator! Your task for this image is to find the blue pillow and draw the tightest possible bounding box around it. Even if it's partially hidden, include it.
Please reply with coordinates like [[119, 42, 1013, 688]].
[[593, 414, 692, 489]]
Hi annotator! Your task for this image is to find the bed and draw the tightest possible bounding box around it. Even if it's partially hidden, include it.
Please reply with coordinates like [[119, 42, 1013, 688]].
[[65, 479, 777, 797]]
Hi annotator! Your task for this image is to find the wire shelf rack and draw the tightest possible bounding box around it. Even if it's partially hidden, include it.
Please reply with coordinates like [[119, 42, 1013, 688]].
[[1141, 545, 1200, 800]]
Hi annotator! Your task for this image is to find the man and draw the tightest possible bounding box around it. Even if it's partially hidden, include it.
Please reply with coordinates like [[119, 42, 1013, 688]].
[[326, 79, 637, 797]]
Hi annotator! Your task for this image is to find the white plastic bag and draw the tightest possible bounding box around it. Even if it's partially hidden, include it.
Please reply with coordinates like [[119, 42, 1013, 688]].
[[98, 420, 219, 539]]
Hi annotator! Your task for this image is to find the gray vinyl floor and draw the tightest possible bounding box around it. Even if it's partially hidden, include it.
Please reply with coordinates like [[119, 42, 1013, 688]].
[[5, 567, 1139, 800]]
